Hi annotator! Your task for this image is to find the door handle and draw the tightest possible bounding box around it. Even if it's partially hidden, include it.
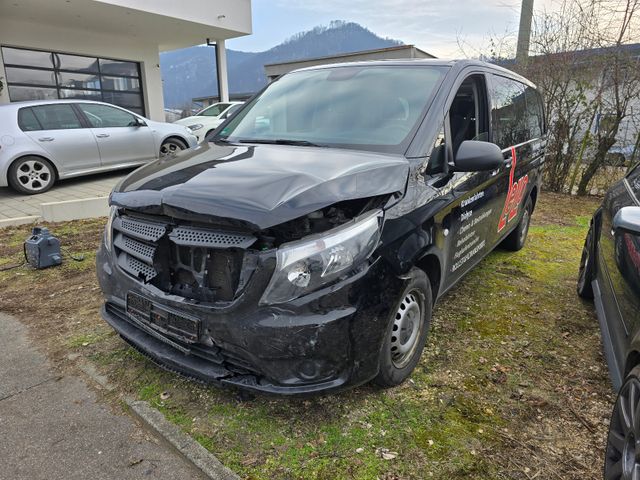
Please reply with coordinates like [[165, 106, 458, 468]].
[[38, 137, 54, 142], [96, 134, 110, 138]]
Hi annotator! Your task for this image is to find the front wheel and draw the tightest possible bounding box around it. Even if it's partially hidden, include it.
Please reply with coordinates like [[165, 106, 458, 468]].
[[159, 138, 187, 158], [605, 366, 640, 480], [373, 268, 432, 388]]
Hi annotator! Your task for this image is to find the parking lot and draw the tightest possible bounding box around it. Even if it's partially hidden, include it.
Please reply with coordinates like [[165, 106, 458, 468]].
[[0, 193, 613, 479]]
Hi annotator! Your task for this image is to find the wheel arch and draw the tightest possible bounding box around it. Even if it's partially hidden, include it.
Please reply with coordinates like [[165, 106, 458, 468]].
[[414, 253, 442, 306], [625, 350, 640, 378], [161, 135, 189, 147]]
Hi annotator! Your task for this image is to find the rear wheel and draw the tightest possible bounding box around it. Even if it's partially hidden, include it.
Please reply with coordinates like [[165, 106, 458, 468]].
[[159, 138, 187, 158], [502, 197, 533, 251], [8, 156, 56, 194], [577, 224, 596, 299], [374, 268, 432, 388], [605, 366, 640, 480]]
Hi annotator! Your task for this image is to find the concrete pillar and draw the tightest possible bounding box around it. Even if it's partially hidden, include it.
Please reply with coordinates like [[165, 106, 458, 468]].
[[215, 39, 229, 102], [516, 0, 534, 64]]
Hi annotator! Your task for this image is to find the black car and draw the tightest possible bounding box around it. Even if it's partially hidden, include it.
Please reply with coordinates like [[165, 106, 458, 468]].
[[97, 59, 546, 395], [578, 164, 640, 478]]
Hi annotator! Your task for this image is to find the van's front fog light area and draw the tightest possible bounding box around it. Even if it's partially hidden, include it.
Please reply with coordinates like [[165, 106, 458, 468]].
[[260, 210, 383, 304]]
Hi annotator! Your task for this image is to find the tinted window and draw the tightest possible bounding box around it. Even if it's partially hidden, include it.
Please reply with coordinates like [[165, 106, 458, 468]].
[[491, 75, 527, 149], [99, 59, 138, 76], [8, 86, 58, 102], [18, 108, 41, 131], [199, 103, 230, 117], [55, 53, 99, 73], [219, 66, 446, 153], [57, 72, 101, 90], [628, 163, 640, 198], [31, 104, 82, 130], [426, 126, 447, 174], [524, 86, 544, 138], [78, 104, 137, 128]]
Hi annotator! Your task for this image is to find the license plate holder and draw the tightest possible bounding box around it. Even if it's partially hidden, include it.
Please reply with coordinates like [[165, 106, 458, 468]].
[[126, 292, 200, 343]]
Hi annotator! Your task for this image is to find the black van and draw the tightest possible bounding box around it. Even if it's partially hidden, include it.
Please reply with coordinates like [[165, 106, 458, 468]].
[[97, 59, 546, 395]]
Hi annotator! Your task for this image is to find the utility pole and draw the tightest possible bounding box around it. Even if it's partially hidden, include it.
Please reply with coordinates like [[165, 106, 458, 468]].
[[516, 0, 534, 64]]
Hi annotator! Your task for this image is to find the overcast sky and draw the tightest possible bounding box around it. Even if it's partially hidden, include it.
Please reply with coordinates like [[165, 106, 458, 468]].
[[227, 0, 558, 57]]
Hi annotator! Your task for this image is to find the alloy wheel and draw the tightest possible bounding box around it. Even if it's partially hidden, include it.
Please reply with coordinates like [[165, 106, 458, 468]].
[[16, 159, 53, 193], [606, 376, 640, 479], [160, 140, 184, 157]]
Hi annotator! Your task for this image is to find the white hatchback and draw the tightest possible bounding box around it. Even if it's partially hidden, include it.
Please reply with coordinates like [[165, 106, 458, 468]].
[[0, 100, 198, 194], [174, 102, 244, 143]]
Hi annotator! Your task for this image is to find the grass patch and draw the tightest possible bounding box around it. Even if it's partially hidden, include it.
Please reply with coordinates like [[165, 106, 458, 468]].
[[0, 194, 612, 479]]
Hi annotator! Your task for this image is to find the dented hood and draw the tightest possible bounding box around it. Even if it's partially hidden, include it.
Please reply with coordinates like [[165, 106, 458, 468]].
[[111, 142, 410, 230]]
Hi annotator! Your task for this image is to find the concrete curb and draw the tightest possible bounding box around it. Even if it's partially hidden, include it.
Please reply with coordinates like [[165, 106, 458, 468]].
[[75, 358, 239, 480], [0, 215, 40, 229], [126, 399, 241, 480], [40, 196, 109, 222]]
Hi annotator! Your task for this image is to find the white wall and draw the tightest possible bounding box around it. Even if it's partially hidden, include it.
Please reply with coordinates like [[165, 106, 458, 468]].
[[0, 18, 165, 121]]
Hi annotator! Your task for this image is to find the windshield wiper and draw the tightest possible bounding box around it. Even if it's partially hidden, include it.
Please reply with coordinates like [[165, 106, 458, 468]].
[[237, 138, 325, 147]]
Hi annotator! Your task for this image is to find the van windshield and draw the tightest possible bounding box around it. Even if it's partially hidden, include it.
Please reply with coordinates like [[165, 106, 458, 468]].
[[216, 65, 446, 154]]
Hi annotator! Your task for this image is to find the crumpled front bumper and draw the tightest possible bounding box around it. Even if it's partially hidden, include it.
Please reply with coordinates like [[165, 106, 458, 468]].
[[96, 243, 395, 396]]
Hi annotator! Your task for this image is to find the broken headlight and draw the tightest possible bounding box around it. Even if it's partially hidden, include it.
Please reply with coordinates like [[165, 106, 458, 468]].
[[260, 210, 383, 304]]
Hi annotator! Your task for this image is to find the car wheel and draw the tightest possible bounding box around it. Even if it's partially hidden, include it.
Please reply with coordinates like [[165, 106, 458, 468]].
[[502, 197, 533, 251], [374, 268, 432, 388], [8, 156, 56, 195], [577, 224, 596, 299], [605, 365, 640, 480], [159, 138, 187, 158]]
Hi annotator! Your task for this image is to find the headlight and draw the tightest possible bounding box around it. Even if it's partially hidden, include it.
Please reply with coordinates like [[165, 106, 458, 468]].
[[104, 206, 117, 252], [187, 124, 204, 131], [260, 210, 383, 305]]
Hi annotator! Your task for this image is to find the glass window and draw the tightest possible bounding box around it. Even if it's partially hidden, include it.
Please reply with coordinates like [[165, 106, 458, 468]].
[[199, 103, 230, 117], [78, 104, 138, 128], [627, 163, 640, 198], [2, 47, 52, 68], [54, 53, 99, 73], [59, 89, 102, 100], [491, 75, 527, 149], [99, 58, 138, 77], [57, 72, 101, 90], [5, 67, 56, 86], [426, 127, 447, 174], [524, 86, 544, 139], [18, 108, 42, 131], [31, 104, 82, 130], [101, 76, 140, 92], [8, 86, 58, 102], [101, 91, 142, 108], [218, 66, 446, 153]]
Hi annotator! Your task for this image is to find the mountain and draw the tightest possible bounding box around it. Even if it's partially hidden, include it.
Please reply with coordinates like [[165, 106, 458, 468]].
[[160, 21, 403, 109]]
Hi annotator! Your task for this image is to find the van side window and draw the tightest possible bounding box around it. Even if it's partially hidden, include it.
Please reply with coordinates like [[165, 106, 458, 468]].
[[449, 75, 490, 157], [490, 75, 527, 149], [524, 86, 544, 139], [426, 127, 446, 174]]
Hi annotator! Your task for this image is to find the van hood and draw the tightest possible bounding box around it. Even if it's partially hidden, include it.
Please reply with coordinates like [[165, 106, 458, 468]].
[[110, 142, 410, 230]]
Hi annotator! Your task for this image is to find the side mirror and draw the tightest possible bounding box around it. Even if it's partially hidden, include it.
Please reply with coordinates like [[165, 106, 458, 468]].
[[133, 117, 146, 127], [453, 140, 504, 172], [613, 206, 640, 235]]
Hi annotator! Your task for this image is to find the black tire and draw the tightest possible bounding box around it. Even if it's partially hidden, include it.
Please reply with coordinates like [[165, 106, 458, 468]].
[[373, 268, 432, 388], [159, 138, 187, 157], [502, 196, 533, 251], [605, 365, 640, 479], [8, 156, 56, 195], [577, 224, 596, 299]]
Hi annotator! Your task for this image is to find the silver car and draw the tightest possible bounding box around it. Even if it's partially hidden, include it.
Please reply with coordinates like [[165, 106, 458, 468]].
[[0, 100, 198, 194]]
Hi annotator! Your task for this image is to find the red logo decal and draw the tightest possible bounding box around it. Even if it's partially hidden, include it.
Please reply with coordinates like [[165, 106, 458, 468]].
[[498, 146, 529, 233]]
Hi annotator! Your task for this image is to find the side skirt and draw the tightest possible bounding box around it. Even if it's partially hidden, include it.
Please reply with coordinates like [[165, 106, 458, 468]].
[[593, 278, 623, 391]]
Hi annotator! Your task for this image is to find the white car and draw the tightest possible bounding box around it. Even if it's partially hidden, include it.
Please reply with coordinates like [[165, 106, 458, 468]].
[[174, 102, 244, 142], [0, 100, 198, 194]]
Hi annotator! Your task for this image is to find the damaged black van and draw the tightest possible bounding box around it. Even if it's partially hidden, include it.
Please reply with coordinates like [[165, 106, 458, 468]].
[[97, 59, 546, 395]]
